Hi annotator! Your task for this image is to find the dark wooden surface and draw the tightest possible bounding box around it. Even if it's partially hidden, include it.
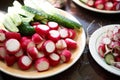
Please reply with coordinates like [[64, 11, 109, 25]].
[[0, 0, 120, 80]]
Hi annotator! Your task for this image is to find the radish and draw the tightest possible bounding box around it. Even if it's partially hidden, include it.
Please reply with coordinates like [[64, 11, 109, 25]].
[[68, 29, 76, 39], [5, 32, 21, 40], [65, 38, 77, 49], [59, 28, 69, 39], [32, 33, 43, 44], [15, 49, 24, 59], [31, 21, 40, 27], [27, 46, 40, 60], [87, 0, 95, 7], [35, 24, 50, 38], [42, 40, 56, 55], [37, 40, 45, 51], [27, 40, 35, 49], [94, 0, 104, 10], [47, 30, 60, 42], [0, 30, 6, 42], [48, 53, 60, 66], [102, 37, 111, 45], [35, 57, 50, 72], [47, 21, 59, 30], [56, 39, 67, 50], [98, 44, 106, 57], [18, 55, 32, 70], [60, 49, 71, 63], [4, 54, 16, 66], [0, 46, 6, 60], [5, 39, 21, 55], [115, 2, 120, 10], [104, 2, 114, 10]]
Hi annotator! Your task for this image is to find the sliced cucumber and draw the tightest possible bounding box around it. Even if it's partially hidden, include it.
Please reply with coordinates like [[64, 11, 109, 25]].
[[3, 14, 19, 32], [104, 53, 115, 65]]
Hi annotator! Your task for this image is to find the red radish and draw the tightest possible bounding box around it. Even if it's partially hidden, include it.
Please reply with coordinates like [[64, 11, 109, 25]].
[[35, 24, 50, 38], [65, 38, 77, 49], [27, 46, 40, 60], [5, 39, 21, 54], [35, 57, 50, 72], [94, 0, 104, 10], [48, 53, 60, 66], [42, 40, 56, 55], [98, 44, 106, 57], [18, 55, 32, 70], [5, 32, 21, 40], [115, 55, 120, 62], [27, 41, 35, 49], [104, 2, 114, 10], [47, 21, 59, 30], [48, 30, 60, 42], [0, 46, 6, 60], [32, 33, 43, 44], [86, 0, 94, 6], [59, 28, 69, 39], [102, 37, 111, 44], [115, 2, 120, 10], [38, 51, 45, 58], [15, 49, 24, 58], [68, 29, 76, 39], [37, 40, 45, 51], [60, 49, 71, 63], [0, 30, 6, 42], [4, 54, 16, 66], [56, 39, 67, 50]]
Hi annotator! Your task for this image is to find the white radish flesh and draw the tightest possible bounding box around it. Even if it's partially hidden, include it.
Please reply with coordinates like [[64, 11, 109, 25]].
[[59, 28, 69, 39], [0, 30, 6, 42], [104, 2, 114, 10], [5, 39, 21, 54], [47, 21, 59, 30], [35, 57, 50, 72], [56, 39, 67, 50], [94, 0, 104, 10]]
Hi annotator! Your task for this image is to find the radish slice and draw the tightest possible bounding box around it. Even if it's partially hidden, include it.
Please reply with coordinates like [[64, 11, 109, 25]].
[[35, 57, 50, 72], [94, 0, 104, 10], [102, 37, 111, 45], [0, 30, 6, 42], [47, 21, 59, 30], [5, 39, 21, 54], [5, 32, 21, 40], [48, 30, 60, 42], [65, 38, 77, 49], [48, 53, 60, 66], [59, 28, 69, 39], [42, 40, 56, 55], [15, 49, 24, 58], [18, 55, 32, 70], [60, 49, 71, 63], [68, 29, 76, 39], [0, 46, 6, 60], [32, 33, 43, 44], [104, 2, 114, 10], [56, 39, 67, 50]]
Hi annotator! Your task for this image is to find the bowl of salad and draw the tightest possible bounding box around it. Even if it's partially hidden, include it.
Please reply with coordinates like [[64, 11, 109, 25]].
[[89, 24, 120, 76], [0, 0, 86, 79], [72, 0, 120, 14]]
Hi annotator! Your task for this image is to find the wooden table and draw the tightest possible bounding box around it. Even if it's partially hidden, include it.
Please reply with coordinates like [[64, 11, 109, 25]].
[[0, 0, 120, 80]]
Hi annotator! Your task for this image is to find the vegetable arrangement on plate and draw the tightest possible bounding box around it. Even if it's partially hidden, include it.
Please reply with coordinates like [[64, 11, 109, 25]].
[[80, 0, 120, 11], [0, 0, 82, 72], [98, 26, 120, 69]]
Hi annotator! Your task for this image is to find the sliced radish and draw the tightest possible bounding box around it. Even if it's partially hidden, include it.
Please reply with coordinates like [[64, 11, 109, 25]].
[[98, 44, 106, 57], [35, 57, 50, 72], [42, 40, 56, 55], [102, 37, 111, 44], [104, 2, 114, 10], [87, 0, 94, 7], [47, 30, 60, 42], [47, 21, 59, 30], [0, 46, 6, 60], [60, 49, 71, 63], [32, 33, 43, 44], [15, 49, 24, 59], [0, 30, 6, 42], [27, 40, 35, 49], [56, 39, 67, 50], [68, 29, 76, 39], [35, 24, 50, 38], [94, 0, 104, 10], [65, 38, 77, 49], [31, 21, 40, 27], [5, 32, 21, 40], [37, 40, 45, 51], [27, 46, 40, 60], [59, 28, 69, 39], [4, 54, 16, 66], [5, 39, 21, 54], [48, 53, 60, 66], [18, 55, 32, 70]]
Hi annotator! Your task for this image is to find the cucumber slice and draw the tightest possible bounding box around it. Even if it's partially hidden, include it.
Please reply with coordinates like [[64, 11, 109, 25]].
[[3, 14, 19, 32], [104, 53, 115, 65]]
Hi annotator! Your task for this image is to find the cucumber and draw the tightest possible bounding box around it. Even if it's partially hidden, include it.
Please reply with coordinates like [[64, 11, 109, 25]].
[[3, 14, 19, 32], [104, 53, 115, 65], [80, 0, 89, 4], [22, 6, 82, 29], [18, 22, 35, 36]]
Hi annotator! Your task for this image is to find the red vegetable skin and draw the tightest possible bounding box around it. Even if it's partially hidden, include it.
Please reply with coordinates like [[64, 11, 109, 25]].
[[47, 21, 59, 30], [94, 0, 104, 10], [32, 33, 43, 44]]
